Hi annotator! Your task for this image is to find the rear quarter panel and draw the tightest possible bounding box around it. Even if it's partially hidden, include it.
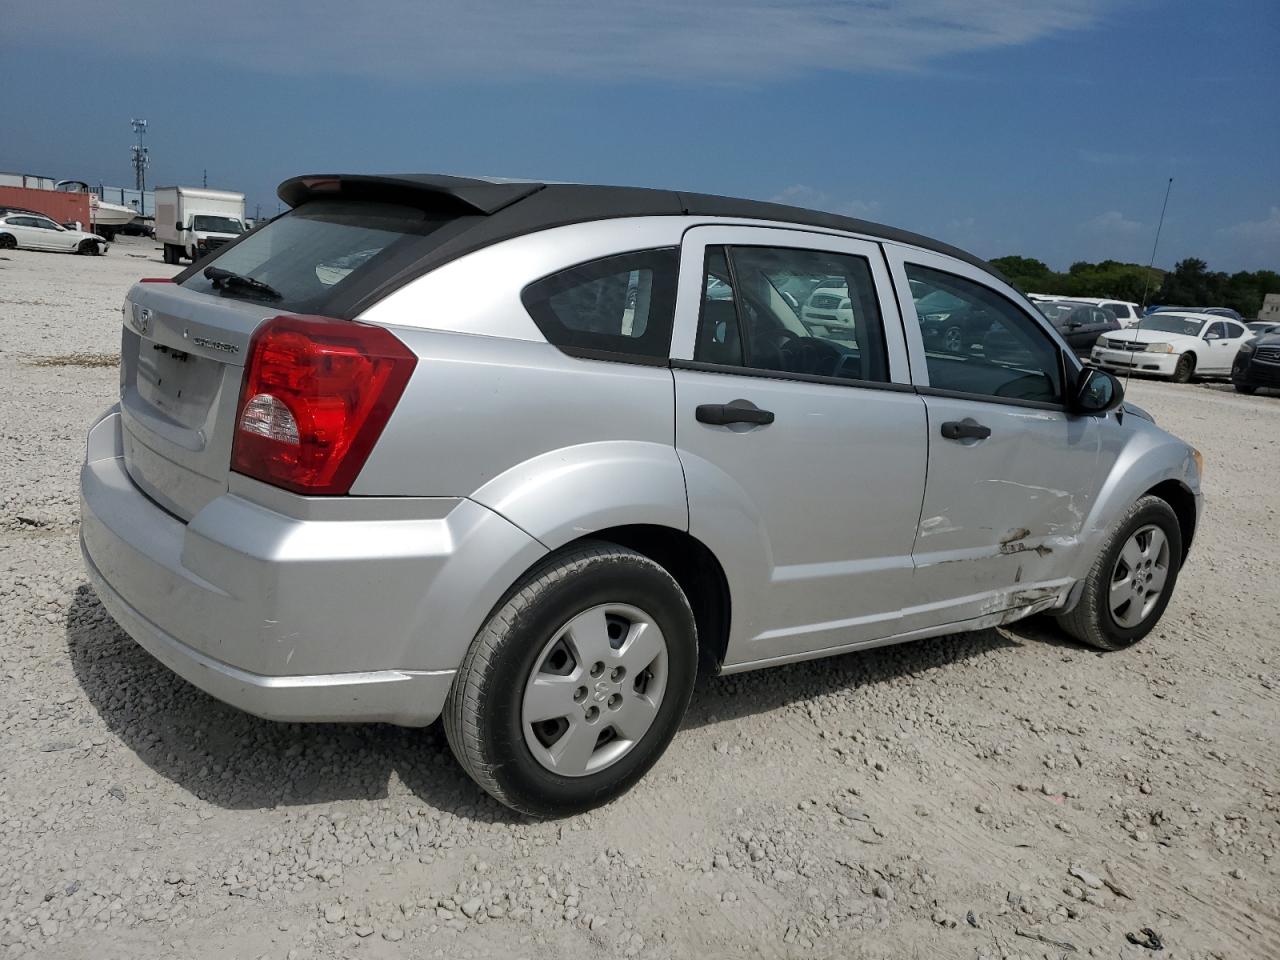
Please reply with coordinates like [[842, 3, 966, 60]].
[[351, 329, 687, 544]]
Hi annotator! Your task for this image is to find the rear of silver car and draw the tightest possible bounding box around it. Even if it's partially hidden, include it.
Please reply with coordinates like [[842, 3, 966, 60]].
[[79, 195, 545, 725]]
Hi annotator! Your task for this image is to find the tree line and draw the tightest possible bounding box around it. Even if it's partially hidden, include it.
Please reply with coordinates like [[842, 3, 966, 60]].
[[989, 256, 1280, 318]]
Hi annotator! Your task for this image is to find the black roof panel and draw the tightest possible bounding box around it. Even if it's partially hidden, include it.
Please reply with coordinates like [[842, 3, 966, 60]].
[[275, 173, 1010, 313]]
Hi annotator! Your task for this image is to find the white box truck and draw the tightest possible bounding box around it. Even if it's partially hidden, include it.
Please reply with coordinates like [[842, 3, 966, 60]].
[[155, 186, 246, 264]]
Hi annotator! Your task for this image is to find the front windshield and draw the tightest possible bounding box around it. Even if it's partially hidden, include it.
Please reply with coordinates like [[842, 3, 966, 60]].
[[192, 215, 244, 234], [1139, 315, 1205, 336]]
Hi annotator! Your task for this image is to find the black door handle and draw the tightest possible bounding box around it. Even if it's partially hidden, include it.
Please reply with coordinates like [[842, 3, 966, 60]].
[[941, 419, 991, 440], [696, 399, 775, 426]]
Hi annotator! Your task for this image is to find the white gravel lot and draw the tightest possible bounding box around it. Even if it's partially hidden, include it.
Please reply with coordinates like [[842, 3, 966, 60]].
[[1, 237, 1277, 959]]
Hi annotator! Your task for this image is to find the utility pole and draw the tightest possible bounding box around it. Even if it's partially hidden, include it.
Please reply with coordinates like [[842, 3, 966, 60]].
[[130, 118, 149, 194]]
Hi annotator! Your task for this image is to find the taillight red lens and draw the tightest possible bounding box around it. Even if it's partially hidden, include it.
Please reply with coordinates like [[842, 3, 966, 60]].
[[231, 315, 417, 495]]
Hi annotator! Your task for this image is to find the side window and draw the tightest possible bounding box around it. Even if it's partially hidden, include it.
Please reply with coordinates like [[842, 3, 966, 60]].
[[905, 264, 1063, 404], [522, 248, 679, 360], [694, 245, 889, 383], [1206, 322, 1228, 339], [1224, 322, 1246, 339]]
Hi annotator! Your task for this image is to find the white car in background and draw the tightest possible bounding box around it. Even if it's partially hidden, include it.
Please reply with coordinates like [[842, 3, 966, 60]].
[[800, 277, 856, 336], [0, 212, 108, 255], [1091, 311, 1252, 382]]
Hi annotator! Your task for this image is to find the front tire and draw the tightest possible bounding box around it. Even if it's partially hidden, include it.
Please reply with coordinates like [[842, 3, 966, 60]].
[[1171, 353, 1195, 383], [444, 542, 697, 817], [76, 239, 100, 256], [1234, 382, 1257, 395], [1056, 495, 1183, 651]]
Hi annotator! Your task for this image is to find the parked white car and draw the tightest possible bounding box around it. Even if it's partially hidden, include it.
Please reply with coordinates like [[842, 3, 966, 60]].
[[1091, 312, 1252, 382], [800, 278, 857, 337], [0, 213, 108, 255]]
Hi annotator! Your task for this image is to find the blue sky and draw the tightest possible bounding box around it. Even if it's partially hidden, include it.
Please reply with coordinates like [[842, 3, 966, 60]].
[[2, 0, 1277, 271]]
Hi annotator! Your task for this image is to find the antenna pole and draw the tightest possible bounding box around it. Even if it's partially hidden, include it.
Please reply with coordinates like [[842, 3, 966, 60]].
[[1125, 177, 1173, 393]]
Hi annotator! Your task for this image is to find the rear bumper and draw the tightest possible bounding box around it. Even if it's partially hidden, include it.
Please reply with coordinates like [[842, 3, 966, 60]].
[[79, 407, 545, 726], [1091, 347, 1179, 376], [82, 542, 454, 725]]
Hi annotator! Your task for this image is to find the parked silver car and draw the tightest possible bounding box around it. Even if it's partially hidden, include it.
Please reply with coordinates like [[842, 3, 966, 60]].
[[80, 174, 1204, 815]]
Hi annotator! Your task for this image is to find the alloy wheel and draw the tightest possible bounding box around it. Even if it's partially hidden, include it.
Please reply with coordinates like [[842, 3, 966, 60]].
[[521, 603, 669, 778], [1109, 524, 1171, 628]]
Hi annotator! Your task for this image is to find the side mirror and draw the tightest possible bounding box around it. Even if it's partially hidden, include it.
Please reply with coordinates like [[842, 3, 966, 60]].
[[1072, 366, 1124, 415], [1204, 332, 1220, 340]]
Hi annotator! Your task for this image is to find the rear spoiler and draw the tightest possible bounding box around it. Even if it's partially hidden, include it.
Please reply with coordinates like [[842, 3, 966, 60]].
[[277, 174, 545, 216]]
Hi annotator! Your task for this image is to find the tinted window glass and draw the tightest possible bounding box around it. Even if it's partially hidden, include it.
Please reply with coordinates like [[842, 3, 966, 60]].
[[695, 245, 889, 383], [695, 248, 743, 366], [1104, 302, 1131, 318], [180, 199, 455, 313], [906, 264, 1062, 403], [522, 248, 679, 360], [1206, 322, 1228, 339], [1223, 322, 1246, 339]]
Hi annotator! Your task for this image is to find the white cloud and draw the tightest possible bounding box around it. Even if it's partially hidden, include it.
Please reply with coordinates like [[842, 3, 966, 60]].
[[770, 185, 881, 219], [1082, 210, 1143, 235], [1219, 207, 1280, 245], [10, 1, 1122, 81]]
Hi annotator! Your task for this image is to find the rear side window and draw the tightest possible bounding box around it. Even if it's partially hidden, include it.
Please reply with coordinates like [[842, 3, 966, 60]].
[[694, 245, 890, 383], [180, 199, 455, 314], [522, 248, 679, 361]]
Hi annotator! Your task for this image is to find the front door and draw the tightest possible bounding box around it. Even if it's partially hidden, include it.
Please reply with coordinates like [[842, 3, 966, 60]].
[[1202, 320, 1250, 373], [669, 226, 928, 668], [884, 245, 1112, 626]]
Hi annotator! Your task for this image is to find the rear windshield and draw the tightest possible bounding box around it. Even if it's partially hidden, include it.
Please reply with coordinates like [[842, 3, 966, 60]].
[[180, 200, 454, 313]]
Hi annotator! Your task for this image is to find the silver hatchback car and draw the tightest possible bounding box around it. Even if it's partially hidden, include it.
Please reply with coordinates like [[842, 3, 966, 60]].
[[80, 174, 1203, 815]]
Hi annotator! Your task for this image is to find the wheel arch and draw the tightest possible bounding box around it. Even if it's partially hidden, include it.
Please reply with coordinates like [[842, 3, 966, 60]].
[[561, 524, 733, 673], [1143, 478, 1197, 561]]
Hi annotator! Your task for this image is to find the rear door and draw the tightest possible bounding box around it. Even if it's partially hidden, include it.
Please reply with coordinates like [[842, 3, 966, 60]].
[[884, 244, 1110, 627], [670, 226, 928, 668], [10, 216, 50, 249]]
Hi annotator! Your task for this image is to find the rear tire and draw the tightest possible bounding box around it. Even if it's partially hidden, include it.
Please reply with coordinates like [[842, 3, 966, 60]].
[[162, 244, 177, 264], [1056, 495, 1183, 651], [444, 542, 697, 817], [1171, 353, 1195, 383], [1234, 382, 1257, 395], [0, 234, 15, 250]]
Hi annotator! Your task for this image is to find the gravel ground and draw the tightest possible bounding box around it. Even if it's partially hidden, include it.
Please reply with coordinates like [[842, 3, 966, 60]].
[[1, 238, 1277, 959]]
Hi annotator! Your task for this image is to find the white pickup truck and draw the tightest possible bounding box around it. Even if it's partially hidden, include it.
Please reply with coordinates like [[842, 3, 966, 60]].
[[154, 186, 246, 264]]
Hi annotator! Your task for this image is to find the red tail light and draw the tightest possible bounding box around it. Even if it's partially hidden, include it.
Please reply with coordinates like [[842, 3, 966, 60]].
[[231, 315, 417, 495]]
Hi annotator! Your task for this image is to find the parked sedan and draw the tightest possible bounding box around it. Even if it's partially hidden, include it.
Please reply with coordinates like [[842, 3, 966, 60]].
[[1231, 331, 1280, 393], [1036, 300, 1121, 356], [80, 172, 1203, 815], [1092, 312, 1252, 382], [0, 213, 108, 254]]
